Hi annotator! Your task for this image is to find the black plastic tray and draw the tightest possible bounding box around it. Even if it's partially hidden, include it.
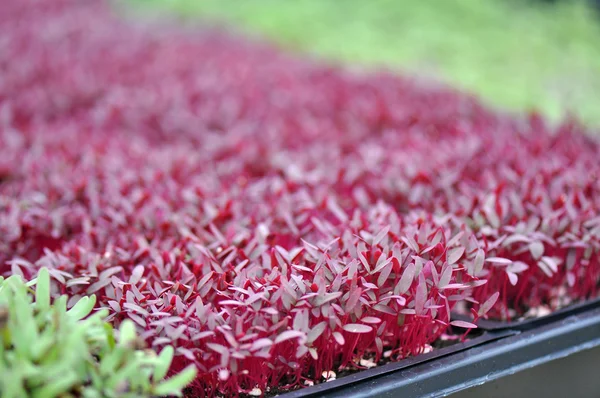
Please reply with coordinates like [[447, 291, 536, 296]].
[[451, 296, 600, 331], [281, 329, 516, 398], [279, 304, 600, 397]]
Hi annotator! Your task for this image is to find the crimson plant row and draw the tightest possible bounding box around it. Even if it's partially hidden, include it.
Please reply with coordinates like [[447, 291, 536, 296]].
[[1, 0, 599, 396]]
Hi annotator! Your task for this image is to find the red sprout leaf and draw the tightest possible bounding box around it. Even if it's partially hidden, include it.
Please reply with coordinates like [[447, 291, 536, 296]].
[[485, 257, 513, 266], [450, 320, 478, 329], [415, 273, 428, 315], [395, 262, 416, 295], [478, 292, 500, 317], [447, 247, 465, 265], [372, 226, 391, 247], [361, 316, 382, 324], [274, 330, 307, 345], [473, 248, 485, 275], [506, 271, 519, 286], [332, 332, 345, 346], [528, 241, 545, 260], [306, 322, 327, 344], [342, 324, 373, 334], [438, 264, 453, 289]]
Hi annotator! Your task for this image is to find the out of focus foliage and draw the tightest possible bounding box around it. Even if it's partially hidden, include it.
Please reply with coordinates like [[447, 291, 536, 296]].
[[131, 0, 600, 125]]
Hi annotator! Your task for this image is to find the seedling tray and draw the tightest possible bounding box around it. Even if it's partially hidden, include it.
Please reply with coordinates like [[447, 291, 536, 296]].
[[281, 329, 515, 398], [281, 305, 600, 397], [452, 296, 600, 331]]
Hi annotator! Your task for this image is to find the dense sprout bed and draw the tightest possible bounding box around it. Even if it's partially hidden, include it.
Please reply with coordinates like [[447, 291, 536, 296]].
[[2, 0, 600, 396]]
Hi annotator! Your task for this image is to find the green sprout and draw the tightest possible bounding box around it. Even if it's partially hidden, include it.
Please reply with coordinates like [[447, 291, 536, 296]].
[[0, 268, 197, 398]]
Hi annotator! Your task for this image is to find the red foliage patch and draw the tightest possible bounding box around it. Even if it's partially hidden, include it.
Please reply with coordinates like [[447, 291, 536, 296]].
[[1, 0, 600, 396]]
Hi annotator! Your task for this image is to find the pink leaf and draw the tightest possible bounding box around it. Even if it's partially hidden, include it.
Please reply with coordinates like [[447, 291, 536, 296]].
[[528, 241, 544, 260], [447, 247, 465, 265], [506, 271, 519, 286], [342, 323, 373, 334], [372, 225, 390, 246], [361, 316, 382, 324], [473, 248, 485, 274], [307, 321, 327, 344], [129, 265, 145, 285], [332, 331, 345, 345], [438, 265, 453, 288], [395, 262, 415, 295], [345, 287, 363, 313], [478, 292, 500, 316], [541, 256, 559, 273], [486, 257, 512, 265], [450, 320, 477, 329], [250, 338, 274, 351], [376, 261, 393, 287], [507, 261, 529, 274], [401, 236, 420, 252], [274, 330, 306, 344], [415, 273, 427, 315]]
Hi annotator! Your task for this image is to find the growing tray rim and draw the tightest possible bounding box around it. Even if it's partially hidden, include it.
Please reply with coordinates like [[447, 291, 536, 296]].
[[280, 301, 600, 397]]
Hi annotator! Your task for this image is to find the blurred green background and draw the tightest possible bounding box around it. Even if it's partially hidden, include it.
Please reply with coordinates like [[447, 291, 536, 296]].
[[131, 0, 600, 125]]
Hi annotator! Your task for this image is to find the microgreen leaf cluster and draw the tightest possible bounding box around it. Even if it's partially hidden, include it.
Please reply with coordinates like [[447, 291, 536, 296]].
[[1, 0, 600, 396]]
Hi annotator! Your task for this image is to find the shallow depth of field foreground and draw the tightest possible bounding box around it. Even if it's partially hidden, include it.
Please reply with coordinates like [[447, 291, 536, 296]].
[[1, 0, 600, 397]]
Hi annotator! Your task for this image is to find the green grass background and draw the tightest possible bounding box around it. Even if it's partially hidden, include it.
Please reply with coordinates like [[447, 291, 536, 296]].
[[130, 0, 600, 125]]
